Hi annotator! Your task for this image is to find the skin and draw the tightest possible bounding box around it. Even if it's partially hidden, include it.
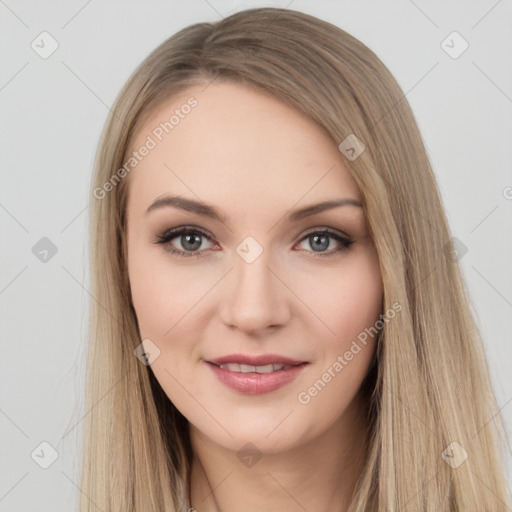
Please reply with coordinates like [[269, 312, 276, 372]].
[[126, 81, 383, 512]]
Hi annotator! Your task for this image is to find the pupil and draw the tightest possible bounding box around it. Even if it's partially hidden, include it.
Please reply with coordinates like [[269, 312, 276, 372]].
[[182, 233, 201, 251], [311, 234, 328, 251]]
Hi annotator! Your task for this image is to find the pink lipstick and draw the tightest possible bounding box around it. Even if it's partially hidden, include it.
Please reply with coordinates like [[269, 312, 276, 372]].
[[205, 354, 308, 395]]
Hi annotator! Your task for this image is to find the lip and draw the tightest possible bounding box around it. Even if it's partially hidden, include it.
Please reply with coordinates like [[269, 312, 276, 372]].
[[207, 353, 305, 366], [205, 354, 309, 395]]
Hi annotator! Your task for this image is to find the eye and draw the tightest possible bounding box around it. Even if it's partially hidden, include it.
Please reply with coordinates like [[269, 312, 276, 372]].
[[153, 226, 217, 258], [295, 228, 354, 257], [153, 226, 354, 258]]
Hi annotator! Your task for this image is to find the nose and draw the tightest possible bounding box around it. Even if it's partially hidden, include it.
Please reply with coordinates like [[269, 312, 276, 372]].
[[218, 246, 291, 335]]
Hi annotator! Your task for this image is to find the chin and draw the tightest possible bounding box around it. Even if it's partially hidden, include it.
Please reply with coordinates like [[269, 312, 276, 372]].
[[189, 404, 318, 455]]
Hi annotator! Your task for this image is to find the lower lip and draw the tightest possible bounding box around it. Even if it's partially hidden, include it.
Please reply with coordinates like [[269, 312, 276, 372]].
[[206, 362, 308, 395]]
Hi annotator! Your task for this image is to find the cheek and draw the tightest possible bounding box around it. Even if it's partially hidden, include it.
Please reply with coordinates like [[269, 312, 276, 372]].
[[127, 242, 225, 437], [333, 259, 382, 343], [292, 249, 382, 406], [294, 249, 383, 348], [128, 252, 172, 339], [127, 240, 218, 340], [293, 271, 381, 434]]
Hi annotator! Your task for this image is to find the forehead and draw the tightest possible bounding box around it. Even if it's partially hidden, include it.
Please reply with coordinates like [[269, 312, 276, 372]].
[[127, 81, 361, 214]]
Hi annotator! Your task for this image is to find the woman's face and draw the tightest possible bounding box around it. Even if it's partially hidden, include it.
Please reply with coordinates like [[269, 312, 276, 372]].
[[126, 81, 383, 453]]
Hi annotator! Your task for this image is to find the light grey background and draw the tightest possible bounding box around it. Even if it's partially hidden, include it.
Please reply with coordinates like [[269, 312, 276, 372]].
[[1, 1, 511, 510]]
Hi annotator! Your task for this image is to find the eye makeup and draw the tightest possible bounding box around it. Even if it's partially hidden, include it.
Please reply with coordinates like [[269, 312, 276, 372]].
[[152, 225, 355, 259]]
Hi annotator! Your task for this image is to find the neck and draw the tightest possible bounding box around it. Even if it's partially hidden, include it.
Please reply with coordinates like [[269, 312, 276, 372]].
[[188, 393, 370, 512]]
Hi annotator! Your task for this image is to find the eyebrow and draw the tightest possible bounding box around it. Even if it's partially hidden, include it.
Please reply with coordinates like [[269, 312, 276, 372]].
[[145, 195, 363, 223]]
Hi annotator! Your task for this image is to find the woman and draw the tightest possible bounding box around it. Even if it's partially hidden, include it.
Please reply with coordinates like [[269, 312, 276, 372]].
[[83, 7, 511, 511]]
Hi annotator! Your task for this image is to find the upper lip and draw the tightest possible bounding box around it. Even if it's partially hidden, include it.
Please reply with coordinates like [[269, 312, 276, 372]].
[[207, 353, 306, 366]]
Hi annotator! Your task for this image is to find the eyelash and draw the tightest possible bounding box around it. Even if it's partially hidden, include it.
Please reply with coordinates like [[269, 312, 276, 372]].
[[153, 225, 354, 259]]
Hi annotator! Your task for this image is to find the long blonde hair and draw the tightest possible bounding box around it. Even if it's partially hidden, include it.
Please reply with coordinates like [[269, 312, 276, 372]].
[[82, 7, 511, 510]]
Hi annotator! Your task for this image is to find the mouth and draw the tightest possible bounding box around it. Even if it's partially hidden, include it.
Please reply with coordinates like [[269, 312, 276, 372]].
[[214, 362, 296, 373], [205, 354, 309, 395]]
